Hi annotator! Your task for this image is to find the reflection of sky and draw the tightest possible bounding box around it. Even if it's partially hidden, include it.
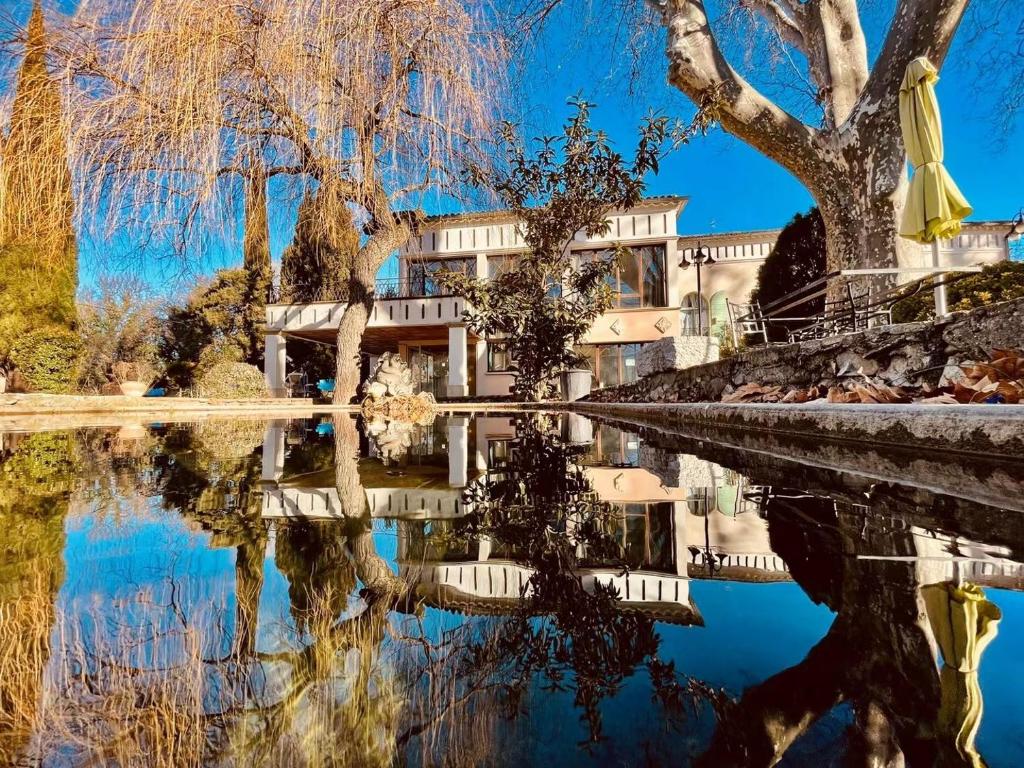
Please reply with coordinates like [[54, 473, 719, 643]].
[[45, 450, 1024, 767]]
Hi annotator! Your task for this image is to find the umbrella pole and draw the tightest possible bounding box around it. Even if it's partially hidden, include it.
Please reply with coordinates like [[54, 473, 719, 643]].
[[932, 240, 949, 318]]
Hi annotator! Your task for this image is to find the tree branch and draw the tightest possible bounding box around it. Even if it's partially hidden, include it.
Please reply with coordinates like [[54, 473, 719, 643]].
[[656, 0, 823, 181], [844, 0, 970, 135]]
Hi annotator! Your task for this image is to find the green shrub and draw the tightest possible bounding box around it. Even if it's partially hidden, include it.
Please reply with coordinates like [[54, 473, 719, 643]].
[[892, 261, 1024, 323], [196, 361, 267, 399], [0, 244, 77, 365], [10, 326, 83, 393]]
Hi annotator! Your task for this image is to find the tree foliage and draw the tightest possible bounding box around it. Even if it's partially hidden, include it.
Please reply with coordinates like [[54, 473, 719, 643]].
[[159, 268, 265, 390], [77, 277, 163, 392], [0, 4, 78, 376], [9, 325, 82, 393], [751, 208, 826, 342], [439, 99, 704, 400], [0, 245, 77, 372], [892, 261, 1024, 323], [280, 186, 361, 304]]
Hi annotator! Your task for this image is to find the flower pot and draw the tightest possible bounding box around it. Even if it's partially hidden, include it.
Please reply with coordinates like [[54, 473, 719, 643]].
[[118, 381, 149, 397], [560, 368, 592, 402]]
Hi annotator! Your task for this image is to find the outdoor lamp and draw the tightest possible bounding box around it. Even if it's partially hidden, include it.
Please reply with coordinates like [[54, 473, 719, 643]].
[[679, 241, 716, 336], [678, 243, 716, 269], [1009, 209, 1024, 238]]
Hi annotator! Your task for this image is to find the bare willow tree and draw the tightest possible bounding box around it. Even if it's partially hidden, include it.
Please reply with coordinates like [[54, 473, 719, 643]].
[[53, 0, 503, 401], [517, 0, 980, 294]]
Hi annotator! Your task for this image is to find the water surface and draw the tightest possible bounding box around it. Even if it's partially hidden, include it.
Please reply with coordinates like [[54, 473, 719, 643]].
[[1, 412, 1022, 767]]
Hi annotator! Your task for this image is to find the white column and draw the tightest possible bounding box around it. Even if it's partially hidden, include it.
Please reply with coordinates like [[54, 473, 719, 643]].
[[261, 421, 287, 484], [673, 501, 689, 576], [265, 333, 287, 397], [448, 416, 469, 488], [447, 323, 469, 398]]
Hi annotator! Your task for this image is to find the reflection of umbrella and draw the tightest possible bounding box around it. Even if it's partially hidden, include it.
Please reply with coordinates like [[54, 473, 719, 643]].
[[899, 57, 972, 243], [923, 582, 1001, 767]]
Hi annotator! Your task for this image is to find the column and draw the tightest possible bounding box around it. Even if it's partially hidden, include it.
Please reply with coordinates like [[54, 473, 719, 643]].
[[264, 333, 287, 397], [447, 323, 469, 398], [448, 416, 469, 488], [261, 421, 287, 484]]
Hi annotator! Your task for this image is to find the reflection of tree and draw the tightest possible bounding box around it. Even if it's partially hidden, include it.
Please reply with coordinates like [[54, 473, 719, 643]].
[[698, 494, 997, 767], [0, 431, 76, 762], [418, 414, 722, 746]]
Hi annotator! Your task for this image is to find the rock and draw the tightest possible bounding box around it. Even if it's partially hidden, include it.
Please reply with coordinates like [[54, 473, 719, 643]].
[[637, 336, 720, 378], [365, 381, 387, 399]]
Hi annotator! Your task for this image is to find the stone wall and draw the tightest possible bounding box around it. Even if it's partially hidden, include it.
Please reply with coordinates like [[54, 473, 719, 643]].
[[588, 297, 1024, 404], [636, 336, 720, 378]]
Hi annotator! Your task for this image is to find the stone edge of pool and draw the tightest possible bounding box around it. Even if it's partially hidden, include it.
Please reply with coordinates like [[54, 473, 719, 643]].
[[564, 401, 1024, 460], [3, 394, 1023, 459]]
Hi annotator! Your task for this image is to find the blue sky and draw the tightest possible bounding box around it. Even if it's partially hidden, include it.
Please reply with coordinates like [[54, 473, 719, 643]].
[[4, 0, 1023, 292]]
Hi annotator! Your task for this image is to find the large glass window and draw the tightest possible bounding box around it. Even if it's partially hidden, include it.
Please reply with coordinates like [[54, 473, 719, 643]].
[[408, 258, 475, 296], [486, 339, 514, 372], [577, 244, 667, 308], [577, 343, 641, 389]]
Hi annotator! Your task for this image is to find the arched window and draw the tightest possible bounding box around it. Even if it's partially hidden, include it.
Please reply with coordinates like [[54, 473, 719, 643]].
[[681, 293, 709, 335], [709, 291, 730, 339]]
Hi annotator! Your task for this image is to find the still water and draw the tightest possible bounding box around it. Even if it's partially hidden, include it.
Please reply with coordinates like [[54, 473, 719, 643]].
[[1, 411, 1022, 767]]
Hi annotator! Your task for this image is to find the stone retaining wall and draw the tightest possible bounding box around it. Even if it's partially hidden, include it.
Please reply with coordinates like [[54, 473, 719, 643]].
[[588, 297, 1024, 404]]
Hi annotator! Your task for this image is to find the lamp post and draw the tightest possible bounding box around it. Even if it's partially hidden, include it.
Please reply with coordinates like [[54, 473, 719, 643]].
[[679, 241, 716, 336], [1009, 209, 1024, 239]]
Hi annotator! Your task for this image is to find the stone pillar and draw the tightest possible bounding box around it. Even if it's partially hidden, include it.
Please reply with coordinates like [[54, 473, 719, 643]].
[[448, 416, 469, 488], [261, 421, 287, 484], [447, 324, 469, 398], [265, 333, 287, 397]]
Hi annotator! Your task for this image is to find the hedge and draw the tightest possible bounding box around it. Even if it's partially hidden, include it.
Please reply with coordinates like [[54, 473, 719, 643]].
[[196, 361, 268, 399], [892, 261, 1024, 323], [10, 325, 83, 393]]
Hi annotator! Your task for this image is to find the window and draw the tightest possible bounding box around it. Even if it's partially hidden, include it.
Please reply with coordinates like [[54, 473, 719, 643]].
[[681, 293, 709, 335], [486, 339, 515, 372], [487, 254, 518, 279], [576, 343, 641, 389], [577, 244, 667, 308], [408, 258, 475, 296]]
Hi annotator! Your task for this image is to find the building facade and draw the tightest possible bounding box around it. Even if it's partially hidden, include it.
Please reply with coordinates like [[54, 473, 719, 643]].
[[264, 197, 1015, 398]]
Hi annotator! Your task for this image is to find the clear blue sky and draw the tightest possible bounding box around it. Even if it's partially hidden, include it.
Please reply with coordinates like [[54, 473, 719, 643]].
[[5, 0, 1023, 292]]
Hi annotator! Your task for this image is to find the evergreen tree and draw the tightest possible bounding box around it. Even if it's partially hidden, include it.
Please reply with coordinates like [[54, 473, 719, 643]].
[[280, 184, 359, 303], [0, 1, 78, 382], [751, 208, 827, 342], [241, 156, 272, 367]]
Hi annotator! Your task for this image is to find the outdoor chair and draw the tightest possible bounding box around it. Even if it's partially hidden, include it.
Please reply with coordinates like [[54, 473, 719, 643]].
[[726, 300, 769, 348]]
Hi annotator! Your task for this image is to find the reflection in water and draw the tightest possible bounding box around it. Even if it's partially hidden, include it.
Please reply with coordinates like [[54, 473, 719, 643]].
[[0, 413, 1021, 766]]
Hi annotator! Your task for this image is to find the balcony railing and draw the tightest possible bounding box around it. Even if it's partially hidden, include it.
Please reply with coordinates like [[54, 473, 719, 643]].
[[374, 277, 460, 300]]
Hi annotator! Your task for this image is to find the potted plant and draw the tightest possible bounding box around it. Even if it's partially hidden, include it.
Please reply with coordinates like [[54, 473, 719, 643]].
[[112, 360, 157, 397]]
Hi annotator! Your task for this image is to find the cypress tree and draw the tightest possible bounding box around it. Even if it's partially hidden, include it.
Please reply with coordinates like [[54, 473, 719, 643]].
[[0, 0, 79, 382]]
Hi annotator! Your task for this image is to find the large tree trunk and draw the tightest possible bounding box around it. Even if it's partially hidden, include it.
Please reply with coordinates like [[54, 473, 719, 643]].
[[332, 217, 413, 404], [333, 269, 374, 404], [657, 0, 970, 304]]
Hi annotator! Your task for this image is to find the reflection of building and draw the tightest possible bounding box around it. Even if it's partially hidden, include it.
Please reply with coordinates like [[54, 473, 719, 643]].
[[264, 196, 1016, 396], [259, 416, 795, 624]]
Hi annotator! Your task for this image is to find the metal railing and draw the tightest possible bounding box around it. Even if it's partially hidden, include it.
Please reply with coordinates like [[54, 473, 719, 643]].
[[729, 265, 986, 347], [373, 277, 460, 300]]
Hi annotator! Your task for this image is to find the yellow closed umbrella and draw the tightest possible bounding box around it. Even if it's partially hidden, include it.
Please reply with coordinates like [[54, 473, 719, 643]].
[[899, 57, 973, 243], [923, 581, 1002, 767]]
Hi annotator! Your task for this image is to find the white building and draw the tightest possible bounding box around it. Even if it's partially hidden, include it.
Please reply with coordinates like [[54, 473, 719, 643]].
[[264, 197, 1017, 398]]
